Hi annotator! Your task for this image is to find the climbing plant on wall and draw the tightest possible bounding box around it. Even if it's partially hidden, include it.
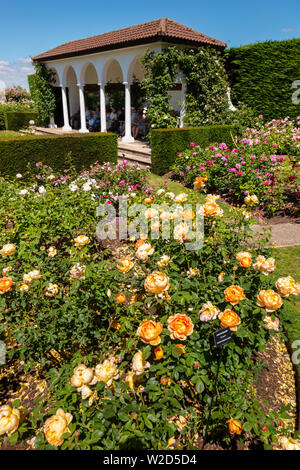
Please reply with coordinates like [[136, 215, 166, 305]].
[[141, 46, 230, 129], [29, 63, 56, 126]]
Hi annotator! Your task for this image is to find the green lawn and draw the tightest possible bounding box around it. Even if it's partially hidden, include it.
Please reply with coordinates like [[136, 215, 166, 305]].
[[270, 246, 300, 428], [0, 130, 21, 138]]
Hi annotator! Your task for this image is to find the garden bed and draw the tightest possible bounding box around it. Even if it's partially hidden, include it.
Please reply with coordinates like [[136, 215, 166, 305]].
[[0, 160, 299, 451]]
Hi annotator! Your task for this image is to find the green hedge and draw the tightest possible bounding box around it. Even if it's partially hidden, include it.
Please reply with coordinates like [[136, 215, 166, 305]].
[[226, 39, 300, 121], [150, 125, 237, 175], [4, 111, 39, 131], [0, 133, 118, 177], [0, 104, 36, 130]]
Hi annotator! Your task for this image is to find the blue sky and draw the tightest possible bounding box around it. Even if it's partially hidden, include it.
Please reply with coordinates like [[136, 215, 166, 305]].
[[0, 0, 299, 89]]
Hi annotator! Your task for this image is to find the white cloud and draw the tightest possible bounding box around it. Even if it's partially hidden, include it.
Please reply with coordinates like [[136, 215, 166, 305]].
[[16, 57, 32, 64], [0, 58, 34, 90], [282, 27, 300, 33]]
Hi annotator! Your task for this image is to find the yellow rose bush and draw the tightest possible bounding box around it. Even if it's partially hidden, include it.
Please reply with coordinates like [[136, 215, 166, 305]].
[[0, 161, 298, 450]]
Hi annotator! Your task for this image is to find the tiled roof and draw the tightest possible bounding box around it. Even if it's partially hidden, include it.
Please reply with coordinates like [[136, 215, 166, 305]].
[[32, 18, 226, 61]]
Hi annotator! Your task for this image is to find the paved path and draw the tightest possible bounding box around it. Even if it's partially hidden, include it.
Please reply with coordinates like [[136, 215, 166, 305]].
[[251, 223, 300, 247]]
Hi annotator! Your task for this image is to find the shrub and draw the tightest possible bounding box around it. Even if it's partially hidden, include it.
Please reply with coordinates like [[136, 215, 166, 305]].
[[226, 39, 300, 121], [4, 111, 39, 131], [0, 165, 297, 449], [172, 117, 300, 217], [0, 133, 118, 177], [29, 64, 56, 126], [4, 86, 32, 105], [0, 103, 36, 130], [150, 125, 236, 175]]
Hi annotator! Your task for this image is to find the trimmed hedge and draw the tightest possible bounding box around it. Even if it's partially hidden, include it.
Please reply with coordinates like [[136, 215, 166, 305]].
[[4, 111, 39, 131], [150, 125, 237, 175], [226, 39, 300, 121], [0, 133, 118, 177]]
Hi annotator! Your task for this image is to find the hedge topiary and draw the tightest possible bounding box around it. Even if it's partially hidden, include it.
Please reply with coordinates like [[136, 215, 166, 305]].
[[0, 133, 118, 177], [150, 125, 236, 175], [4, 111, 39, 131], [0, 103, 36, 130], [226, 39, 300, 121]]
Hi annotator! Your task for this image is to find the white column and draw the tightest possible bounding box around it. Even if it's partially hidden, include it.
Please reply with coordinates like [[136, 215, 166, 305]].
[[122, 81, 134, 143], [179, 79, 186, 128], [77, 84, 88, 133], [61, 85, 72, 131], [99, 83, 107, 133]]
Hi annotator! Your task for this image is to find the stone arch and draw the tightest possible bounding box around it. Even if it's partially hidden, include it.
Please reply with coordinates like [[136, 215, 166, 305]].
[[62, 64, 78, 86], [101, 58, 124, 84], [80, 61, 99, 85], [48, 66, 60, 86], [127, 54, 145, 84]]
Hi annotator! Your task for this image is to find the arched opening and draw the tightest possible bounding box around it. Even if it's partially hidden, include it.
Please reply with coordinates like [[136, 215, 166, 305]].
[[127, 56, 147, 112], [48, 67, 63, 127], [80, 63, 99, 113]]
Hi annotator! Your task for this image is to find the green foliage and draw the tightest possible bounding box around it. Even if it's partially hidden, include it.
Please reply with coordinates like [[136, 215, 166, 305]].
[[0, 163, 296, 449], [0, 133, 117, 177], [141, 47, 179, 128], [4, 111, 38, 131], [226, 39, 300, 121], [29, 64, 56, 126], [150, 125, 236, 175], [0, 103, 36, 130], [141, 46, 231, 129], [172, 117, 300, 217]]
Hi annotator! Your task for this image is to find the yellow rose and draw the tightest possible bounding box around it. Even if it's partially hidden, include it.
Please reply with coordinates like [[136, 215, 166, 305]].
[[94, 358, 119, 387], [227, 419, 242, 435], [154, 346, 164, 361], [253, 256, 276, 276], [48, 246, 57, 258], [218, 309, 241, 331], [45, 283, 59, 297], [74, 235, 89, 247], [174, 222, 190, 243], [263, 315, 280, 331], [136, 243, 154, 262], [174, 193, 188, 203], [0, 243, 16, 257], [182, 209, 195, 221], [132, 350, 150, 375], [157, 255, 170, 268], [44, 408, 73, 447], [116, 293, 126, 304], [144, 271, 169, 295], [0, 277, 14, 295], [203, 201, 223, 217], [224, 285, 246, 306], [70, 364, 94, 388], [236, 251, 252, 268], [144, 208, 158, 219], [278, 436, 300, 450], [23, 269, 41, 283], [117, 258, 134, 273], [167, 313, 194, 341], [70, 263, 86, 280], [257, 290, 282, 312], [198, 302, 220, 322], [135, 239, 146, 250], [275, 276, 300, 298], [137, 319, 163, 346], [0, 405, 20, 436], [193, 176, 207, 191]]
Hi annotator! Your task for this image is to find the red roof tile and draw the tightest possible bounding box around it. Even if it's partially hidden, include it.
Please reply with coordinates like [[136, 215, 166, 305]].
[[32, 18, 226, 61]]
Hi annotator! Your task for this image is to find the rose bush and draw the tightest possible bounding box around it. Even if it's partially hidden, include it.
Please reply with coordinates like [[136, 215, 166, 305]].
[[172, 117, 300, 217], [0, 161, 299, 450]]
